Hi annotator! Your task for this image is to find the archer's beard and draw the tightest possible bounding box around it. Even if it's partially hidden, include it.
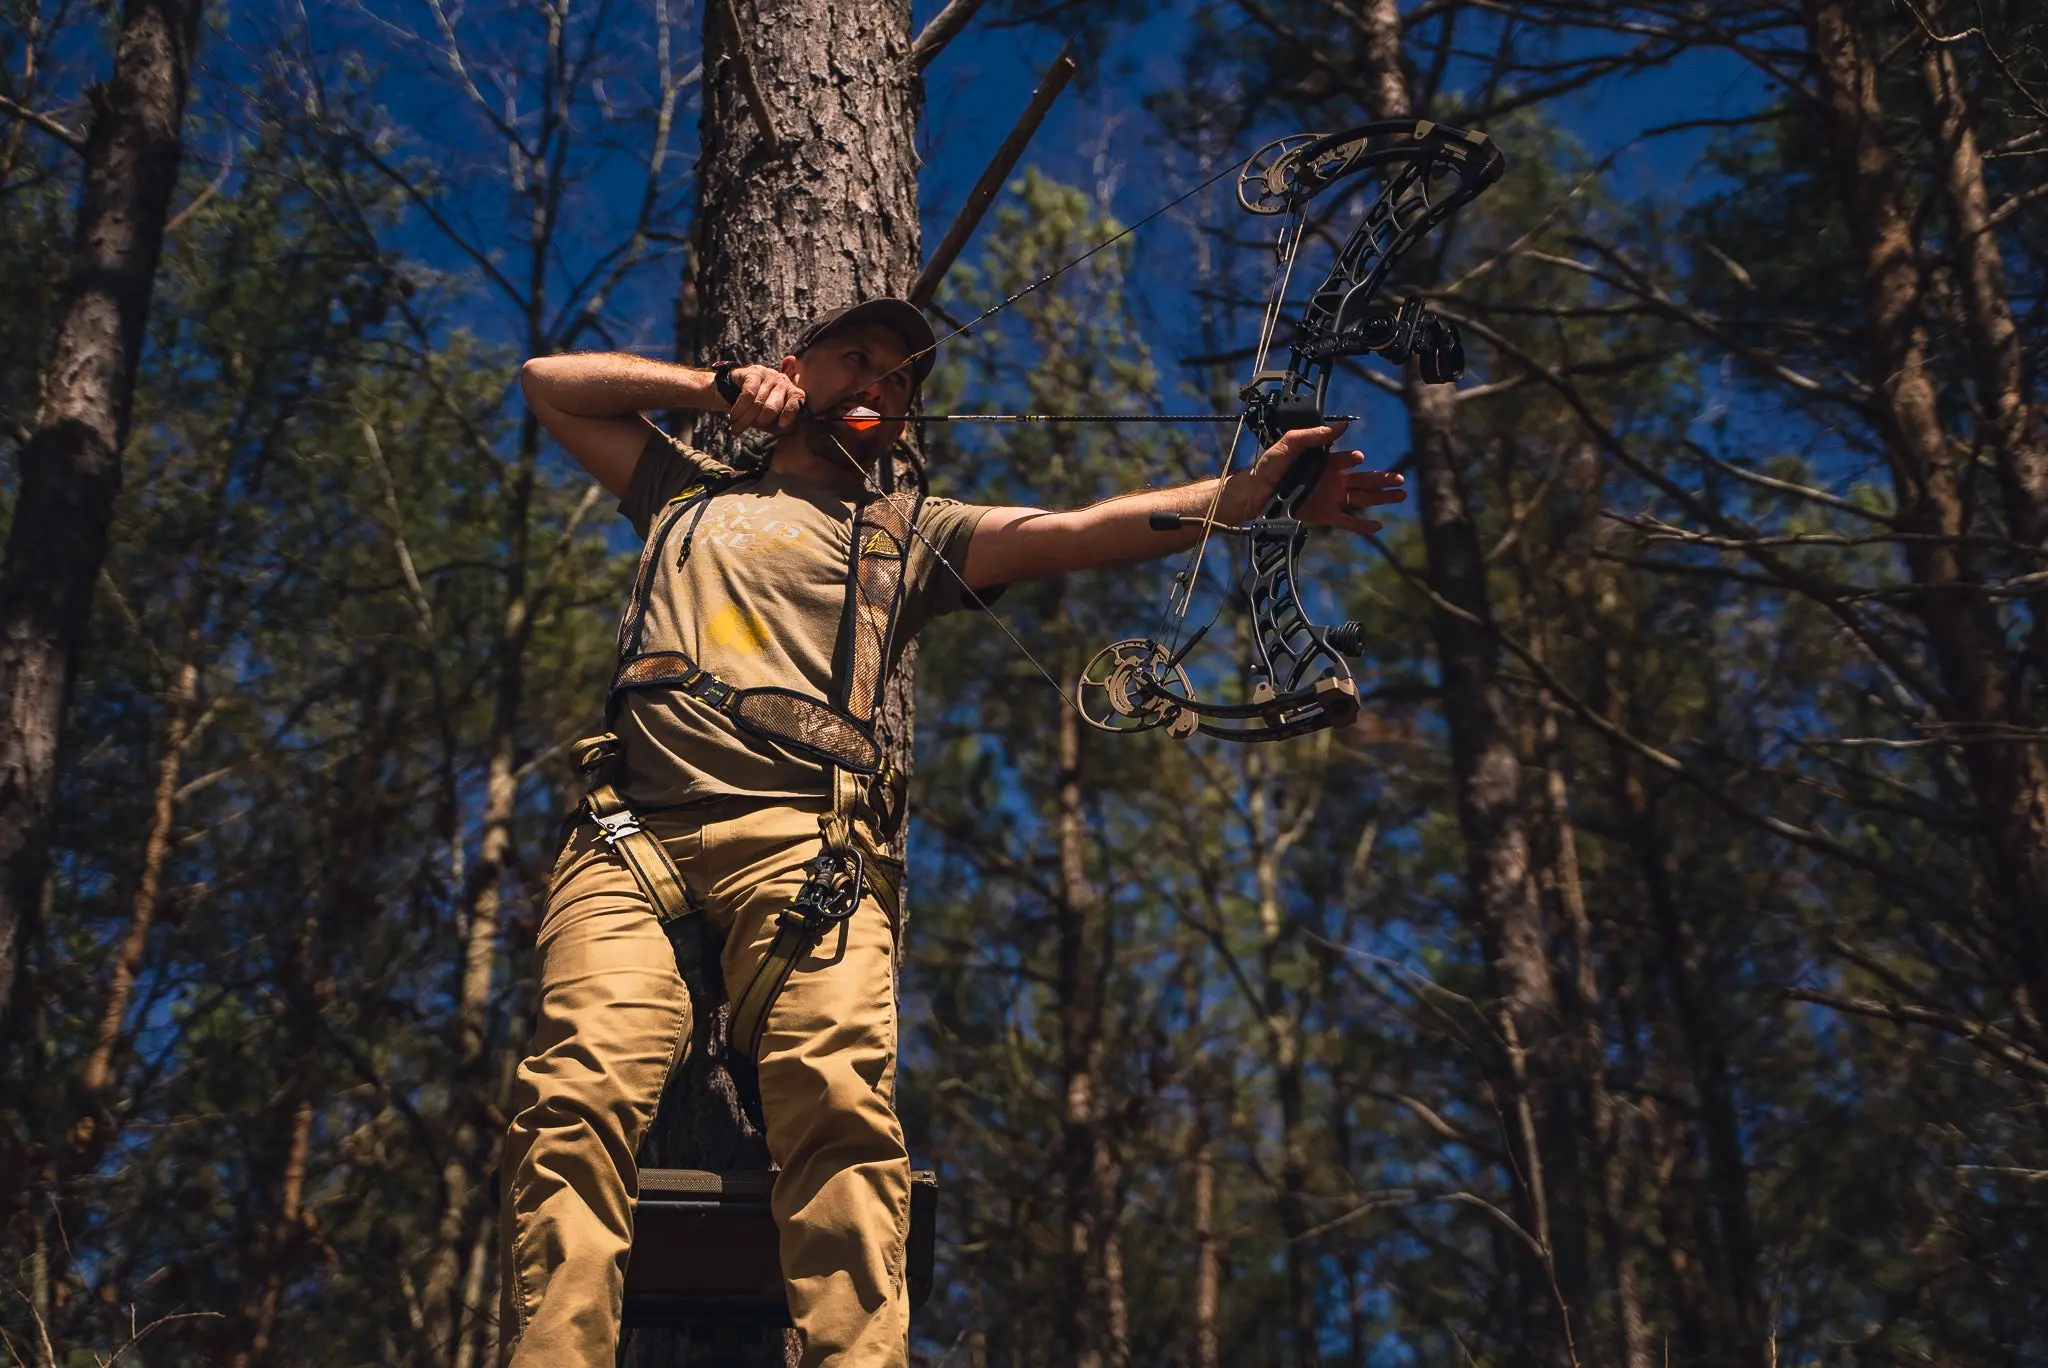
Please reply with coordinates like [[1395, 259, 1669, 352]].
[[803, 420, 894, 471]]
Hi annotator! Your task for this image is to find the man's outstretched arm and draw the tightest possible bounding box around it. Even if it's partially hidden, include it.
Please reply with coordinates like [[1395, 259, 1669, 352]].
[[960, 424, 1407, 590], [519, 354, 802, 498]]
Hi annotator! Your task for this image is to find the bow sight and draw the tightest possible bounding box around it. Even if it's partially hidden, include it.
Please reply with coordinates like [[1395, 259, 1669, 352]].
[[1079, 119, 1506, 745]]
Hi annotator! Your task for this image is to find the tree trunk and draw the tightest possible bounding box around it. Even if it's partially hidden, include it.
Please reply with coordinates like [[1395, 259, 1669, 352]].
[[1509, 460, 1645, 1368], [231, 1095, 316, 1368], [1248, 745, 1320, 1368], [627, 0, 920, 1360], [0, 0, 203, 1045], [1915, 18, 2047, 548], [1616, 760, 1762, 1366], [1357, 5, 1585, 1353], [77, 649, 199, 1106], [74, 447, 233, 1146], [1192, 1119, 1220, 1368], [420, 414, 541, 1368], [1808, 0, 2048, 1040], [1540, 714, 1644, 1368], [1053, 606, 1121, 1368], [1411, 239, 1581, 1368]]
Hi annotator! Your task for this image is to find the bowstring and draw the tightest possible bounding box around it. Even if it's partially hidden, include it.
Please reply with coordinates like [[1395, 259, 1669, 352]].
[[1156, 203, 1308, 656], [819, 430, 1089, 724], [792, 151, 1293, 720], [798, 153, 1258, 433]]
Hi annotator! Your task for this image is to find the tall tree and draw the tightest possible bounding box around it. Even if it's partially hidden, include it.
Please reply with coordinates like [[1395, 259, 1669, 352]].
[[630, 0, 937, 1361], [0, 0, 202, 1043]]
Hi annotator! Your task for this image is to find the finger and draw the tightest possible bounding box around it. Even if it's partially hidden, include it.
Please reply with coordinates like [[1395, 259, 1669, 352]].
[[728, 393, 764, 432], [756, 381, 789, 428], [1345, 488, 1408, 509], [1269, 422, 1347, 457], [1277, 419, 1343, 450], [1343, 472, 1407, 495]]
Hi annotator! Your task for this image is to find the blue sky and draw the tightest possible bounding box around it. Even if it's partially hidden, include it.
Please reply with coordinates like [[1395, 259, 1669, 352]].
[[173, 0, 1783, 386]]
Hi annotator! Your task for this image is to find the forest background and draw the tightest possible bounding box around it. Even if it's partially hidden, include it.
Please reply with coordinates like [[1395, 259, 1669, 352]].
[[2, 0, 2045, 1366]]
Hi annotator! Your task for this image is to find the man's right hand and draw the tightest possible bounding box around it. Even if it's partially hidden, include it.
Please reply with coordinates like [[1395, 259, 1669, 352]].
[[723, 364, 805, 434]]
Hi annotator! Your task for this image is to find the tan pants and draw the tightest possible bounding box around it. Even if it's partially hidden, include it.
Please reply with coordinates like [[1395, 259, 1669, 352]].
[[497, 796, 910, 1368]]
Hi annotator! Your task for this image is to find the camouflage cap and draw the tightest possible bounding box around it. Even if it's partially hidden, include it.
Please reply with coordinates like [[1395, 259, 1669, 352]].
[[792, 297, 937, 390]]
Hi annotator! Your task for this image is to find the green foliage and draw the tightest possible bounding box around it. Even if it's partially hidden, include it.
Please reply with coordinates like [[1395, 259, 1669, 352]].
[[6, 4, 2047, 1368]]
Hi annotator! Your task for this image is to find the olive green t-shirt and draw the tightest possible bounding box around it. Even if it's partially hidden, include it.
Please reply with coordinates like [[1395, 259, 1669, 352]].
[[613, 428, 988, 806]]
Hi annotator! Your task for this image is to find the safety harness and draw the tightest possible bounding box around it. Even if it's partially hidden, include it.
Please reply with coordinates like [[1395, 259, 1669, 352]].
[[573, 450, 924, 1059]]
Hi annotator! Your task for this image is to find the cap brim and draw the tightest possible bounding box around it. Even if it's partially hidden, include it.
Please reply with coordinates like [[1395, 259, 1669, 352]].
[[801, 297, 938, 389]]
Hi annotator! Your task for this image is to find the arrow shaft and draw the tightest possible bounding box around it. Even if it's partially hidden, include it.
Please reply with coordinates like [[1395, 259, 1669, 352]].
[[859, 413, 1363, 424]]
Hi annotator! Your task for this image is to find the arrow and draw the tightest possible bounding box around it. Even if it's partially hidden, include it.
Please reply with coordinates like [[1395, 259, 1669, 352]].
[[836, 409, 1363, 430]]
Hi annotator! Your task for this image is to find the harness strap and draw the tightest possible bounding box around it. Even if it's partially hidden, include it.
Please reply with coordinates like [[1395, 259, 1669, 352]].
[[730, 765, 872, 1060], [574, 735, 702, 982], [607, 462, 925, 779], [596, 440, 929, 1058]]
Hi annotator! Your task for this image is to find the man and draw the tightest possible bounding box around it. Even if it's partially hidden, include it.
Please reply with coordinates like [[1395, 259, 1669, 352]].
[[503, 297, 1405, 1368]]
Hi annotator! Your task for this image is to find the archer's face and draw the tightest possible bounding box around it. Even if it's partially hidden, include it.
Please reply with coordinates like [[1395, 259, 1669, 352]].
[[784, 323, 915, 463]]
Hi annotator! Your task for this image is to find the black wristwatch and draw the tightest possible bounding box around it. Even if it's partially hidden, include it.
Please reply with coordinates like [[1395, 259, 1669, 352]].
[[711, 360, 744, 406]]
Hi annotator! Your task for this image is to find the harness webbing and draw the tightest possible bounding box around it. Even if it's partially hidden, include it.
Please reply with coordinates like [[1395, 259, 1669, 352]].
[[576, 443, 928, 1061], [607, 464, 926, 776], [573, 734, 698, 962]]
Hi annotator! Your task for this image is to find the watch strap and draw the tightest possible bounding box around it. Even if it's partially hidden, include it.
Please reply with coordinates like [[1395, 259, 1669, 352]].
[[712, 361, 744, 405]]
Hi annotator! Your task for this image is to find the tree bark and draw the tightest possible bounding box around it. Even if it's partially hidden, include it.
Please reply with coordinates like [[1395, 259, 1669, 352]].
[[1915, 20, 2047, 547], [74, 443, 233, 1144], [1510, 461, 1646, 1368], [627, 0, 921, 1359], [1808, 0, 2048, 1060], [1192, 1119, 1220, 1368], [1615, 756, 1763, 1365], [77, 650, 199, 1105], [1357, 5, 1586, 1354], [1053, 603, 1122, 1368], [0, 0, 203, 1045], [1404, 175, 1581, 1368], [231, 1095, 316, 1368], [1248, 745, 1320, 1368], [420, 413, 541, 1368]]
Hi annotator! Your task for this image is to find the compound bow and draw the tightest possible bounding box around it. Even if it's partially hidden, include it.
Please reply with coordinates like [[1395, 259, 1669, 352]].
[[811, 119, 1506, 748], [1072, 119, 1506, 744]]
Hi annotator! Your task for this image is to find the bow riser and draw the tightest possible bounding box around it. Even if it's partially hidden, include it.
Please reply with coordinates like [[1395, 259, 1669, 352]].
[[1079, 118, 1507, 746]]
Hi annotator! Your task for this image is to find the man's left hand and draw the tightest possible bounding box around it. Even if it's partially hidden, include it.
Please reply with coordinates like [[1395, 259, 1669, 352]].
[[1245, 423, 1406, 534]]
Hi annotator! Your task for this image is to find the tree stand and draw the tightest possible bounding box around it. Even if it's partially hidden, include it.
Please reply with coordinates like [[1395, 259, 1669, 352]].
[[620, 1167, 938, 1358]]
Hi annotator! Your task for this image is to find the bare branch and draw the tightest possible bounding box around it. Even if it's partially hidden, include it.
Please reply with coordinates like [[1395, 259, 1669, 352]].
[[165, 140, 235, 235], [713, 0, 781, 150], [0, 92, 85, 153], [1787, 988, 2048, 1082], [910, 0, 989, 70]]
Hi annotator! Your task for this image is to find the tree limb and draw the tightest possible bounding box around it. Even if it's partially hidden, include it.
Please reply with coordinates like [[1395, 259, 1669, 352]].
[[1787, 988, 2048, 1083], [910, 0, 990, 70], [0, 93, 85, 153]]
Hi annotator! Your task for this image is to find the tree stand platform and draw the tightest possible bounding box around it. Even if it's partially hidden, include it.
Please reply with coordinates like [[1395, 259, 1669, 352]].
[[622, 1169, 938, 1327]]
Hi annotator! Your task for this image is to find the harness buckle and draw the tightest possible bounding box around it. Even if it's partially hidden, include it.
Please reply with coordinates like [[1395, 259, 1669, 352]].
[[591, 807, 643, 846], [786, 847, 864, 932], [685, 672, 737, 712]]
